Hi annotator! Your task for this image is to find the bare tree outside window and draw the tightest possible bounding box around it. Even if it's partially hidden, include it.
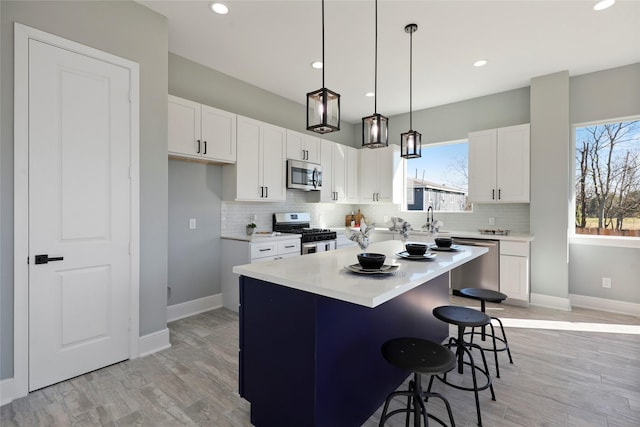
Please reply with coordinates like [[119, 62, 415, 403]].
[[575, 120, 640, 237]]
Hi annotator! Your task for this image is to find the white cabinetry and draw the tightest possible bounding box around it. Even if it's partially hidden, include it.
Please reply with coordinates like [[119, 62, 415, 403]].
[[320, 140, 358, 203], [468, 124, 530, 203], [499, 241, 530, 302], [359, 145, 402, 203], [286, 130, 320, 164], [221, 237, 301, 311], [223, 116, 286, 201], [168, 95, 236, 163]]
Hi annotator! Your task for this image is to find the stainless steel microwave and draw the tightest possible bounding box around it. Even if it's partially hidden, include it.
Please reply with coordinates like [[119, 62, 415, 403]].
[[287, 159, 322, 191]]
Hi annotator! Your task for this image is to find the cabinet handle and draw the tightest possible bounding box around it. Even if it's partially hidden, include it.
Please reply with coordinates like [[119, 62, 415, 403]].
[[203, 140, 207, 155], [265, 187, 268, 198], [260, 186, 264, 198], [284, 245, 295, 248], [492, 189, 495, 200], [301, 149, 305, 160], [259, 248, 271, 252], [498, 189, 501, 200], [197, 139, 201, 154]]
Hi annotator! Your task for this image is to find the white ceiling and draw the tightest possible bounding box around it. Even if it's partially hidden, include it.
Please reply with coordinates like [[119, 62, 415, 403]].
[[139, 0, 640, 123]]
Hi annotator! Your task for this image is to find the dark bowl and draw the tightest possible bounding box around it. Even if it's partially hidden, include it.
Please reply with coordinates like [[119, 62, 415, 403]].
[[357, 253, 386, 270], [405, 243, 427, 256], [435, 237, 453, 248]]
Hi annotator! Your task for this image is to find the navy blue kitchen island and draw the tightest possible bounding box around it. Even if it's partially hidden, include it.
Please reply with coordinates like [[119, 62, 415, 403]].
[[233, 240, 488, 427]]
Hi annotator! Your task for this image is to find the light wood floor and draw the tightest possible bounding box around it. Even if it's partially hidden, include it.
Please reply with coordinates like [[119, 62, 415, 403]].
[[2, 296, 639, 426]]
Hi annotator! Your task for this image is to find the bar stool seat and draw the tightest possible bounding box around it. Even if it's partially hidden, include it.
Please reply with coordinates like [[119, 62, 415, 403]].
[[432, 306, 496, 427], [459, 288, 514, 378], [379, 337, 457, 427]]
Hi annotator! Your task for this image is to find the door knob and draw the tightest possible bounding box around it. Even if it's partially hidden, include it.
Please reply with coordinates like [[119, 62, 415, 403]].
[[34, 254, 64, 265]]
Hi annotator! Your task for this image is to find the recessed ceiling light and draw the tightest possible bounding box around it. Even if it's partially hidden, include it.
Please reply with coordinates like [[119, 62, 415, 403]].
[[209, 2, 229, 15], [473, 59, 488, 67], [311, 61, 323, 69], [593, 0, 615, 11], [365, 92, 375, 97]]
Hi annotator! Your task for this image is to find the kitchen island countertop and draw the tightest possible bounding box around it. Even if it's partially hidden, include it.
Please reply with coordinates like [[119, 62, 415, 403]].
[[233, 239, 487, 308]]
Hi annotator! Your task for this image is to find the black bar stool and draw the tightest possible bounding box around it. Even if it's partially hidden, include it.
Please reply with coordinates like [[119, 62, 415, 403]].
[[431, 306, 496, 427], [379, 337, 457, 427], [459, 288, 513, 378]]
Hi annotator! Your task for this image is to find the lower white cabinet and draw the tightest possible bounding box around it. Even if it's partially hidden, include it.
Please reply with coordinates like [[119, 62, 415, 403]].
[[221, 237, 301, 311], [499, 241, 530, 302]]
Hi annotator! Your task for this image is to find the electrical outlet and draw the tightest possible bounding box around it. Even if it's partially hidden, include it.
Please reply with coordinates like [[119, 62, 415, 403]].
[[489, 217, 495, 225], [602, 277, 611, 288], [189, 218, 196, 229]]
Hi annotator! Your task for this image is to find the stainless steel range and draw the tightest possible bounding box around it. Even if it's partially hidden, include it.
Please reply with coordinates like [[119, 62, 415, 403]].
[[273, 213, 337, 255]]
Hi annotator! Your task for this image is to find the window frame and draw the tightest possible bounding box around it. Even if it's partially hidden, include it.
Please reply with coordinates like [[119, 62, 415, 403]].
[[401, 138, 472, 213], [569, 115, 640, 248]]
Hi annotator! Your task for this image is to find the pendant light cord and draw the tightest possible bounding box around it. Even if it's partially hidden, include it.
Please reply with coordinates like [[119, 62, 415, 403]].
[[409, 26, 412, 130], [322, 0, 325, 89], [374, 0, 378, 114]]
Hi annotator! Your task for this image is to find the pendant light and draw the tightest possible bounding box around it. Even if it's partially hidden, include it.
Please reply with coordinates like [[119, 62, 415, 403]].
[[400, 23, 422, 159], [307, 0, 340, 134], [362, 0, 388, 148]]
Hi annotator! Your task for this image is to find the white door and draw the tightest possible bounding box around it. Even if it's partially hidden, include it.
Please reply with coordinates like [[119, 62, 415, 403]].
[[28, 39, 132, 391]]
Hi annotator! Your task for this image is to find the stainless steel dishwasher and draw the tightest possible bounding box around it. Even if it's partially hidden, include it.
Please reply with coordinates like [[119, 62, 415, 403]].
[[450, 238, 499, 295]]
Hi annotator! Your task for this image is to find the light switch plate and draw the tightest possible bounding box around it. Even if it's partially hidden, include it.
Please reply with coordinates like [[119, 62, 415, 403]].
[[189, 218, 196, 229]]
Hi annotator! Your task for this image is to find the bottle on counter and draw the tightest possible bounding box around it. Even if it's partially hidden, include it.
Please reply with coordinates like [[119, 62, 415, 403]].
[[350, 211, 356, 227]]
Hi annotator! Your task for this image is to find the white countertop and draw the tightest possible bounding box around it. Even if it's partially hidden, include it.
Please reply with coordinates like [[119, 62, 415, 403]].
[[328, 226, 533, 242], [221, 233, 301, 243], [232, 240, 488, 308]]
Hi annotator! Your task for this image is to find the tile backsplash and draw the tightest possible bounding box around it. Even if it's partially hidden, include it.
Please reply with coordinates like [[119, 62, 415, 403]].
[[221, 190, 530, 235]]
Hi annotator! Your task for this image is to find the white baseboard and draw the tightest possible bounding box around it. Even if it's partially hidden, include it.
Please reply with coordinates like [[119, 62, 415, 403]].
[[0, 377, 16, 406], [167, 293, 223, 323], [530, 293, 572, 311], [137, 327, 171, 358], [570, 294, 640, 317]]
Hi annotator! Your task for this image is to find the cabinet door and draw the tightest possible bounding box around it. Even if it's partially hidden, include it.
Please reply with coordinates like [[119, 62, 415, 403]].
[[236, 116, 262, 200], [261, 123, 286, 201], [500, 254, 529, 301], [286, 130, 320, 164], [168, 95, 200, 157], [496, 124, 530, 202], [320, 139, 335, 202], [377, 145, 402, 203], [201, 104, 236, 163], [359, 148, 378, 202], [345, 146, 359, 203], [468, 129, 497, 203], [332, 143, 347, 202]]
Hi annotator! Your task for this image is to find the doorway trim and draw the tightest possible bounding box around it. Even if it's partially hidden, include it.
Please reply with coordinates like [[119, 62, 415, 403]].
[[13, 23, 140, 398]]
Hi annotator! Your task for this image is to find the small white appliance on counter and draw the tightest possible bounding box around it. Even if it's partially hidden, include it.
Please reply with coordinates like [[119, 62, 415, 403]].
[[273, 212, 337, 255]]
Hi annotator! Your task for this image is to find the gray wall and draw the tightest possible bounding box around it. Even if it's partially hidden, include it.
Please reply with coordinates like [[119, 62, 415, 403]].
[[169, 53, 358, 148], [530, 72, 571, 301], [168, 160, 223, 305], [388, 87, 531, 145], [0, 1, 169, 380], [568, 63, 640, 303]]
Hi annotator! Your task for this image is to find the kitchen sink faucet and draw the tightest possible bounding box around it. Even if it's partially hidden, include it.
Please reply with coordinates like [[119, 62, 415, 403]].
[[422, 206, 435, 233]]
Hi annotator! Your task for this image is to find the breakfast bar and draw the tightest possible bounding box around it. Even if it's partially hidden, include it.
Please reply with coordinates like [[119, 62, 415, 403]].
[[233, 240, 488, 427]]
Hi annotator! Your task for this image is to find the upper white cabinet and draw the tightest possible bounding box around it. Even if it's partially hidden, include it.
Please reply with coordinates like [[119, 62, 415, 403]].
[[223, 115, 286, 202], [468, 123, 530, 203], [359, 145, 402, 203], [168, 95, 236, 163], [286, 130, 321, 164], [320, 140, 358, 203]]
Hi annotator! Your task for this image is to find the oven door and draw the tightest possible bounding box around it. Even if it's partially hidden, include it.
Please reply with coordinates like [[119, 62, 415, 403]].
[[301, 240, 337, 255], [287, 160, 322, 191]]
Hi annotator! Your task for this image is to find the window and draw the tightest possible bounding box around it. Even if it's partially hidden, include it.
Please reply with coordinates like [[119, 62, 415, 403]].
[[404, 140, 470, 212], [574, 119, 640, 237]]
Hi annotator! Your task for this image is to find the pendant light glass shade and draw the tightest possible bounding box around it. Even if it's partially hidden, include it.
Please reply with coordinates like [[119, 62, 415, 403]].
[[307, 88, 340, 134], [362, 0, 388, 148], [307, 0, 340, 134], [401, 130, 421, 158], [362, 114, 389, 148], [401, 23, 421, 158]]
